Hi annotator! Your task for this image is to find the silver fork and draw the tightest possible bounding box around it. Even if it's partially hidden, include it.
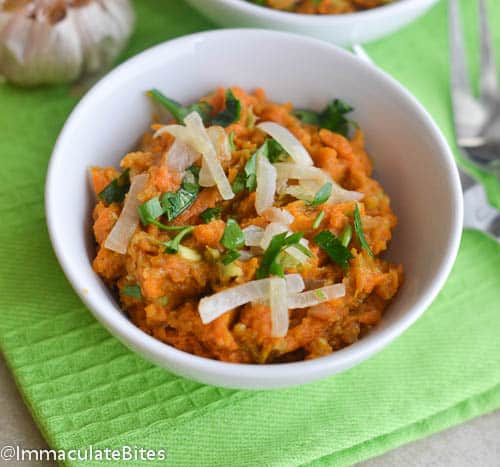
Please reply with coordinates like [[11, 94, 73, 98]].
[[449, 0, 500, 242]]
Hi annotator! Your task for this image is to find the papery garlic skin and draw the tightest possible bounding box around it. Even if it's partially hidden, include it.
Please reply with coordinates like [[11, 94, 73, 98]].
[[0, 0, 135, 86]]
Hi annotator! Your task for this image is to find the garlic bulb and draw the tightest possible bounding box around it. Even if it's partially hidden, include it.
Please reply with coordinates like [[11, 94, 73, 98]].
[[0, 0, 135, 86]]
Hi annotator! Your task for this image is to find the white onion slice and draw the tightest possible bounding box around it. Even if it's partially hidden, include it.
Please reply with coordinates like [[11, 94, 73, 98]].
[[275, 162, 327, 183], [199, 126, 231, 187], [207, 126, 231, 161], [257, 121, 313, 166], [184, 112, 234, 200], [255, 153, 277, 215], [269, 277, 289, 337], [288, 283, 346, 309], [103, 173, 148, 254], [260, 222, 288, 250], [329, 181, 364, 204], [199, 273, 304, 324], [165, 139, 200, 173], [237, 250, 255, 261], [243, 225, 264, 247], [262, 207, 294, 225]]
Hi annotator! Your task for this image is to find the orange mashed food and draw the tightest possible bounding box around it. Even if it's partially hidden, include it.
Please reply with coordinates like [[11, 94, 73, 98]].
[[251, 0, 393, 14], [90, 87, 403, 363]]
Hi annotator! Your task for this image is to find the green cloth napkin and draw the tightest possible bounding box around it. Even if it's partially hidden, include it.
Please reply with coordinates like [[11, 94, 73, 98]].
[[1, 0, 500, 465]]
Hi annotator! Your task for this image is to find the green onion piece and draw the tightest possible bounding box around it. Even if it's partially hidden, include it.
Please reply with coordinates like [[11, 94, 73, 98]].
[[232, 172, 247, 194], [157, 296, 169, 306], [220, 219, 245, 251], [313, 230, 353, 270], [256, 231, 307, 279], [122, 284, 142, 299], [162, 226, 194, 254], [340, 224, 353, 248], [312, 211, 325, 229], [221, 250, 240, 265], [98, 169, 130, 204], [353, 204, 374, 256], [200, 207, 222, 224], [228, 131, 237, 152], [212, 89, 242, 127], [309, 182, 332, 207], [148, 89, 212, 125]]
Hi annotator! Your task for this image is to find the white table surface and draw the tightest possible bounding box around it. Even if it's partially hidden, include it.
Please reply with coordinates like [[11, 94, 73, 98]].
[[0, 354, 498, 466]]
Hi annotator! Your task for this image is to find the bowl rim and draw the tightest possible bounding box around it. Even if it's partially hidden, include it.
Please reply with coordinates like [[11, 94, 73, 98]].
[[197, 0, 439, 24], [45, 28, 463, 387]]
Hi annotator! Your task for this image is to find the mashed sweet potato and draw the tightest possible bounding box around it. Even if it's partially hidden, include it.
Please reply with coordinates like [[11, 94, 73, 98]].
[[90, 87, 403, 364], [251, 0, 393, 14]]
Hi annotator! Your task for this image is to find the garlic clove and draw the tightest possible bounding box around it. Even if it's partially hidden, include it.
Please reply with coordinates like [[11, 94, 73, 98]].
[[0, 0, 135, 86], [71, 0, 134, 75]]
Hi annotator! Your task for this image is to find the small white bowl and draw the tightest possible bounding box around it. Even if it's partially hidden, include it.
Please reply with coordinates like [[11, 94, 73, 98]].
[[45, 29, 462, 390], [185, 0, 439, 46]]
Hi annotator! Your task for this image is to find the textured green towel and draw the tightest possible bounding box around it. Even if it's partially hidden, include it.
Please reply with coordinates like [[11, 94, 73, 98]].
[[1, 0, 500, 465]]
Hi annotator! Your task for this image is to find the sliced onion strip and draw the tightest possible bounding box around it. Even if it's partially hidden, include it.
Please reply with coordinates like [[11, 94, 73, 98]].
[[165, 138, 200, 173], [262, 207, 294, 225], [198, 274, 304, 324], [288, 283, 346, 309], [255, 153, 277, 214], [243, 225, 264, 247], [184, 112, 234, 200], [103, 173, 148, 254], [257, 121, 313, 166], [269, 276, 289, 337]]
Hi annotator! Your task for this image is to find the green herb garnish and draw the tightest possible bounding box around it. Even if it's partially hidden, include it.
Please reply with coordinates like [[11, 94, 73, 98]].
[[294, 99, 355, 137], [312, 211, 325, 230], [256, 231, 311, 279], [148, 89, 213, 125], [212, 89, 241, 127], [232, 171, 247, 194], [233, 139, 286, 193], [162, 226, 194, 254], [122, 284, 142, 299], [340, 224, 352, 248], [137, 196, 186, 231], [220, 219, 245, 250], [228, 131, 237, 152], [98, 169, 130, 204], [353, 204, 373, 256], [161, 166, 200, 221], [309, 182, 332, 206], [221, 250, 241, 265], [200, 207, 222, 224], [313, 230, 353, 270]]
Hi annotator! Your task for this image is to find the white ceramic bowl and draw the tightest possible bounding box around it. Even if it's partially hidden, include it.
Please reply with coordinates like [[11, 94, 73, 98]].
[[185, 0, 439, 46], [45, 29, 462, 390]]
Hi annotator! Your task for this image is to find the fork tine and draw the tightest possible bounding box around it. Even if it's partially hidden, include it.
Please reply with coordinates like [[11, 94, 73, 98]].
[[449, 0, 474, 104], [478, 0, 499, 103]]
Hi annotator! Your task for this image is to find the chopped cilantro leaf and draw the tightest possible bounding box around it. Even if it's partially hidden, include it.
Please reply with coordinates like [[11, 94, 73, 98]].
[[200, 207, 222, 223], [212, 89, 241, 127], [98, 169, 130, 204], [313, 230, 353, 270], [221, 250, 240, 265], [122, 284, 142, 299], [294, 98, 355, 137], [220, 219, 245, 251], [161, 166, 200, 221]]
